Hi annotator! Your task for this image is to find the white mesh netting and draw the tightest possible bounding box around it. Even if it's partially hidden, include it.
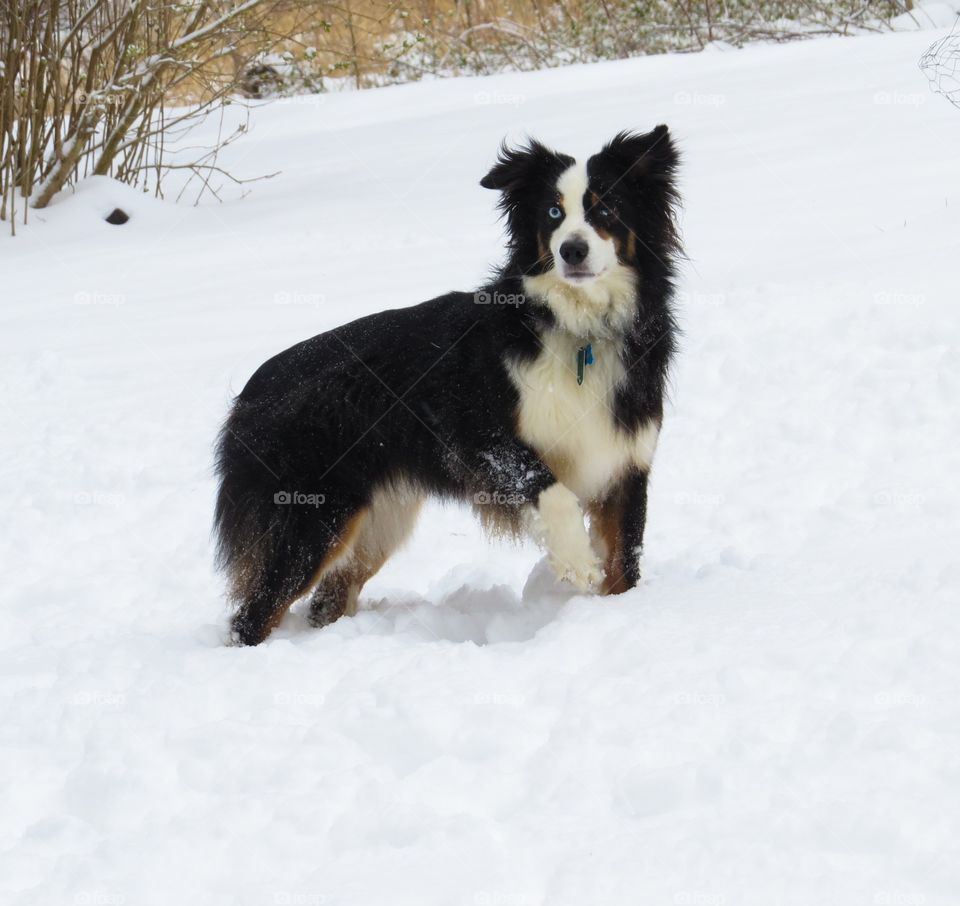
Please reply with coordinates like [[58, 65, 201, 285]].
[[920, 19, 960, 109]]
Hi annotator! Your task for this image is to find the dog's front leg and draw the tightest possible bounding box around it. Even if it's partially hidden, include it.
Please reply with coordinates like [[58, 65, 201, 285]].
[[526, 483, 603, 592], [471, 440, 601, 592], [589, 469, 648, 595]]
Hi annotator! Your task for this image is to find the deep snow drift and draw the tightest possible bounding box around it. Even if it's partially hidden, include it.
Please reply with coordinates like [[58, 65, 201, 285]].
[[2, 26, 959, 906]]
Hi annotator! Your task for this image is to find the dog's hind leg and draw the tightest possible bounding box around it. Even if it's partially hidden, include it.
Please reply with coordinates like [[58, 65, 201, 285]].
[[231, 569, 307, 647], [308, 482, 422, 629], [307, 568, 360, 629], [230, 507, 368, 645]]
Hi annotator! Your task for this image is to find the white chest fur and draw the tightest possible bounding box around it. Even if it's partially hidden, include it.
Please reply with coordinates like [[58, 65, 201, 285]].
[[508, 330, 660, 502]]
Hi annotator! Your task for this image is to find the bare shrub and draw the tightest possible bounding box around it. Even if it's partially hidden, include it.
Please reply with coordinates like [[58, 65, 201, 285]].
[[253, 0, 917, 93], [0, 0, 296, 234]]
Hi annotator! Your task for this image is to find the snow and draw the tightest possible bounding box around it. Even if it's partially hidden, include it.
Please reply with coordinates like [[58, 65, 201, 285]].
[[891, 1, 960, 31], [3, 27, 960, 906]]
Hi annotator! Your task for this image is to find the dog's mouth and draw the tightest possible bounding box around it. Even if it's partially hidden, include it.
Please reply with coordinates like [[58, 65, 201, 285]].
[[561, 266, 605, 283]]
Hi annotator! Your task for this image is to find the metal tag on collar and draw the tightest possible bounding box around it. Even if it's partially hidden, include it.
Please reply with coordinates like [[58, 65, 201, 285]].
[[576, 343, 594, 385]]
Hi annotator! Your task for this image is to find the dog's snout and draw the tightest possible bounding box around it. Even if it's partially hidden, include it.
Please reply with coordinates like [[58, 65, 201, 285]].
[[559, 237, 589, 266]]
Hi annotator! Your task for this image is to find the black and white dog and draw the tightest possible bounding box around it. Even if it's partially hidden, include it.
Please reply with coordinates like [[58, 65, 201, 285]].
[[215, 127, 681, 645]]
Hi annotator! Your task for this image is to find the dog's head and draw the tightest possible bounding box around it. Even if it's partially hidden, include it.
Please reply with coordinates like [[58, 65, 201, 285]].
[[482, 128, 680, 334]]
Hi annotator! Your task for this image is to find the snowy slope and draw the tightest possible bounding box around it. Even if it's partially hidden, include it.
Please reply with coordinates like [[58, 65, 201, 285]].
[[2, 27, 960, 906]]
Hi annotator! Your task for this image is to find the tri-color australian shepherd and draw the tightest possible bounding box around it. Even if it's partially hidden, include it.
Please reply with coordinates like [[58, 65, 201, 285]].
[[214, 126, 681, 645]]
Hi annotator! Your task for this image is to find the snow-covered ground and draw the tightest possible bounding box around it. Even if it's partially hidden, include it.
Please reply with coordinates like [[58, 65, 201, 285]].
[[3, 26, 959, 906]]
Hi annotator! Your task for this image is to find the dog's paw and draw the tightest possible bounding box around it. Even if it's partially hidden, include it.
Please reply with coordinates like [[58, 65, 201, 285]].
[[225, 626, 246, 647], [550, 550, 604, 592], [307, 601, 342, 629]]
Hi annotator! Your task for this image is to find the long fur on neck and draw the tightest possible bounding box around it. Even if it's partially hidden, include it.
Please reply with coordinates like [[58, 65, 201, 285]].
[[522, 265, 638, 340]]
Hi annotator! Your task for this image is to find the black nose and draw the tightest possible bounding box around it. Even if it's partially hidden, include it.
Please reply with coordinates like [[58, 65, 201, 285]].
[[559, 237, 589, 266]]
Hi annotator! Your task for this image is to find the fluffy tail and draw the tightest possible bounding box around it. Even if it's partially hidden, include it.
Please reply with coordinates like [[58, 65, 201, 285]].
[[213, 399, 354, 644], [213, 406, 282, 607]]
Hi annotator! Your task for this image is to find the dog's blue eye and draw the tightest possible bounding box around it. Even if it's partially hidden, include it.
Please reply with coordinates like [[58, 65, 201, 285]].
[[548, 206, 562, 220]]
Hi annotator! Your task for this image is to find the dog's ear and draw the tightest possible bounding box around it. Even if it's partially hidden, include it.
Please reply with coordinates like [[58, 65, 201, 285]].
[[597, 126, 679, 185], [480, 139, 566, 192]]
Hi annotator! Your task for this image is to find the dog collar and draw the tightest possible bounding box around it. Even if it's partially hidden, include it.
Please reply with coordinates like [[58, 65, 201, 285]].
[[576, 343, 594, 386]]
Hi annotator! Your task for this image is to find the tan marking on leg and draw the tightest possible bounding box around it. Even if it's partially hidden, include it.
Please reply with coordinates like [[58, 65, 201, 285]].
[[310, 482, 423, 624], [342, 581, 361, 617], [259, 506, 368, 635], [588, 497, 629, 596], [310, 507, 369, 587]]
